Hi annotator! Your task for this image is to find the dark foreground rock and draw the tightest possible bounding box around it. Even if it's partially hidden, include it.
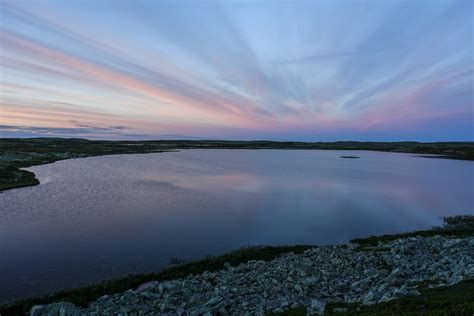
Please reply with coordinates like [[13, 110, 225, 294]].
[[32, 235, 474, 315]]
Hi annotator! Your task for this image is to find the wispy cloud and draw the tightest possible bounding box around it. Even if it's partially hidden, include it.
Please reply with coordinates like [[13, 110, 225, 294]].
[[0, 124, 136, 138], [0, 0, 472, 141]]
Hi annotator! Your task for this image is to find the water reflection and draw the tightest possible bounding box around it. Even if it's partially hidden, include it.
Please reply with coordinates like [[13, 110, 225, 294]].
[[0, 150, 472, 301]]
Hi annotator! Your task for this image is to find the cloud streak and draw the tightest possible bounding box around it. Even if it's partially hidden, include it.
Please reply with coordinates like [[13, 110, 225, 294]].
[[0, 0, 472, 141], [0, 124, 138, 139]]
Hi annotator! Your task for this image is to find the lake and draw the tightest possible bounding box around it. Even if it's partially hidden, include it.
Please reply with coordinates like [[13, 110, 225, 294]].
[[0, 150, 472, 301]]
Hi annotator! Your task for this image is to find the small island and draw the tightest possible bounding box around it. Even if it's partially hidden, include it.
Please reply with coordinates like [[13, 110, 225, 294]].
[[340, 155, 360, 159], [1, 138, 473, 192]]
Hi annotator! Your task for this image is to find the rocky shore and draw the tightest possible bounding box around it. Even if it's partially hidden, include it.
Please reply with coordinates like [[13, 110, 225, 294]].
[[31, 235, 474, 315]]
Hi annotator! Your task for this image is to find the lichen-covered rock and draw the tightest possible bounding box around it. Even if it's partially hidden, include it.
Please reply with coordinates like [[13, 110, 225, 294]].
[[36, 302, 81, 316], [36, 236, 474, 315], [30, 305, 45, 316]]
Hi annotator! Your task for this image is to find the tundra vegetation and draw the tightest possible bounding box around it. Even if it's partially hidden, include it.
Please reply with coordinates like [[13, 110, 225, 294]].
[[0, 216, 472, 315], [1, 138, 473, 191]]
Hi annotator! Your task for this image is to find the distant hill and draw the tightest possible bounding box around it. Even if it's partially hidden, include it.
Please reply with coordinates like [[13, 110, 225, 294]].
[[156, 134, 206, 140]]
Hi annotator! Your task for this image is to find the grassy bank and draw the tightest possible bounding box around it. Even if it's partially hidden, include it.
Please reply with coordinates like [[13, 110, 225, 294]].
[[1, 216, 472, 315], [0, 138, 171, 191], [0, 245, 312, 315], [325, 279, 474, 315], [351, 215, 474, 247], [269, 279, 474, 315], [1, 138, 473, 191], [270, 215, 474, 315]]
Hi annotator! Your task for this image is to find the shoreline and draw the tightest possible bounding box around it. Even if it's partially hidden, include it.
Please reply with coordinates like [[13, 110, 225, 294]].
[[1, 138, 473, 192], [1, 215, 473, 315]]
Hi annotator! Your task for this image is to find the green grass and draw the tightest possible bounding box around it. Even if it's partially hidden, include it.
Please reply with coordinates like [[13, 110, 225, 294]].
[[268, 280, 474, 315], [0, 245, 313, 315], [327, 278, 474, 315], [0, 167, 39, 191], [1, 137, 473, 314], [355, 246, 391, 252], [1, 138, 473, 191], [2, 215, 473, 315], [267, 306, 308, 315], [351, 215, 474, 246]]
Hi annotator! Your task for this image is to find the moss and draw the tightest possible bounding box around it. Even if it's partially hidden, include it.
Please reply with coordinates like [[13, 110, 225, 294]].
[[351, 215, 474, 246], [1, 215, 473, 315], [0, 168, 39, 191], [1, 138, 473, 191], [355, 246, 391, 252], [267, 279, 474, 315], [266, 306, 307, 315], [324, 279, 474, 315], [0, 245, 313, 315]]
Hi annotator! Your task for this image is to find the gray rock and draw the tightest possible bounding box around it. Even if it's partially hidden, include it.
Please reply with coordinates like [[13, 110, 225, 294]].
[[40, 302, 81, 316], [409, 289, 421, 296], [30, 305, 45, 316], [206, 296, 223, 306], [393, 286, 408, 297], [310, 298, 326, 314], [378, 293, 393, 303], [137, 280, 159, 292], [35, 235, 474, 315]]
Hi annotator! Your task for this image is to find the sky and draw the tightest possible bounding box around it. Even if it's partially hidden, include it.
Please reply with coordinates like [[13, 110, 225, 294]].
[[0, 0, 473, 141]]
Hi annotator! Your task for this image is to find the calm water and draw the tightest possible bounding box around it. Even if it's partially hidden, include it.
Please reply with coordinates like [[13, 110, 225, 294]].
[[0, 150, 473, 301]]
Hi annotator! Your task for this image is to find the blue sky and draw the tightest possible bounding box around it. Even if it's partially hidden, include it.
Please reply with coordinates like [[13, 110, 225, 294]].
[[0, 0, 473, 140]]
